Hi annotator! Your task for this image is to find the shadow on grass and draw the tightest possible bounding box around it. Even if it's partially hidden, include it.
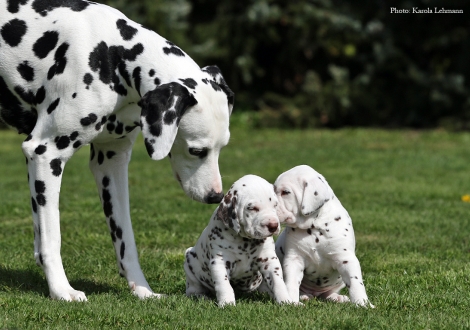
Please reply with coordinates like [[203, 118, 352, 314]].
[[0, 265, 118, 297]]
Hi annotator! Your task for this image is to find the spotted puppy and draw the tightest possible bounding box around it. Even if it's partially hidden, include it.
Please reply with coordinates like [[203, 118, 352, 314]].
[[0, 0, 234, 301], [274, 165, 373, 307], [184, 175, 293, 307]]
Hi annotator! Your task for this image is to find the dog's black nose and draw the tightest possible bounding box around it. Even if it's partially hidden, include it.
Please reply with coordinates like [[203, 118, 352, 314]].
[[267, 221, 278, 233], [204, 190, 224, 204]]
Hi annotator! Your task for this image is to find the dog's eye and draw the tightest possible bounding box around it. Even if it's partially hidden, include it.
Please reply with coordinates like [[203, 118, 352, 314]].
[[281, 190, 290, 196], [247, 206, 259, 212], [189, 148, 208, 158]]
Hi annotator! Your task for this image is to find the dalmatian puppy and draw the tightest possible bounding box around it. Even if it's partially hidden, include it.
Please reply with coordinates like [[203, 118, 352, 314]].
[[274, 165, 374, 307], [0, 0, 234, 301], [184, 175, 293, 307]]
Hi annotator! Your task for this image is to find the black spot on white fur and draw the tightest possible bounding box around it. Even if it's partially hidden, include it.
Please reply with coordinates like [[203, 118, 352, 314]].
[[1, 19, 27, 47]]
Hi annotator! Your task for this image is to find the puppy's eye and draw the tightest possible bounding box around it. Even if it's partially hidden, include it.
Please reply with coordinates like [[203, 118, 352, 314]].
[[189, 148, 208, 158], [247, 206, 259, 212], [281, 190, 290, 196]]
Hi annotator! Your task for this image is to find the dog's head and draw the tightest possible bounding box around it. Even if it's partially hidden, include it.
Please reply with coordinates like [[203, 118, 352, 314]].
[[216, 175, 280, 239], [274, 165, 334, 229], [139, 65, 233, 204]]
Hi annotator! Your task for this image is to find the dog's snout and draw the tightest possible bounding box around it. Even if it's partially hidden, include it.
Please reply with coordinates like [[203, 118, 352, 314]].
[[204, 189, 224, 204], [267, 221, 279, 233]]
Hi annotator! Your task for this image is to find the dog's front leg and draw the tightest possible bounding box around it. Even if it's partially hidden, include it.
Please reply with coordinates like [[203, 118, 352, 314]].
[[89, 133, 162, 299], [259, 259, 293, 304], [282, 256, 305, 303], [210, 259, 235, 307], [334, 254, 374, 307], [23, 138, 86, 301]]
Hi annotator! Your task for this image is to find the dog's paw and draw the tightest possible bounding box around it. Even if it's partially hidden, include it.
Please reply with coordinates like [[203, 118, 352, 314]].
[[50, 287, 87, 302], [300, 293, 314, 301], [130, 282, 165, 299], [218, 300, 236, 308], [354, 299, 375, 308], [326, 293, 350, 303]]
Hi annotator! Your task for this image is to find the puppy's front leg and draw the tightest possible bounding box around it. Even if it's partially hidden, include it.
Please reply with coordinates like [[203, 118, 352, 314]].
[[335, 254, 374, 307], [210, 259, 235, 307], [282, 256, 305, 303], [260, 259, 293, 304]]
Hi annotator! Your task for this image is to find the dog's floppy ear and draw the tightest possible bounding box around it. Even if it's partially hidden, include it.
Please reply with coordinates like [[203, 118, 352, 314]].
[[301, 175, 332, 216], [202, 65, 234, 115], [139, 82, 197, 160], [216, 190, 240, 233]]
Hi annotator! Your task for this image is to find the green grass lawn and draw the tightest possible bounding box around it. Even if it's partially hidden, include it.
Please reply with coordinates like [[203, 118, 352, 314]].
[[1, 121, 469, 329]]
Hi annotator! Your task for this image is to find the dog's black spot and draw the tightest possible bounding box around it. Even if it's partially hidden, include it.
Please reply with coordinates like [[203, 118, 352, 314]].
[[110, 232, 116, 242], [307, 229, 312, 235], [116, 19, 137, 41], [103, 199, 113, 217], [90, 143, 95, 161], [315, 237, 319, 243], [35, 145, 47, 155], [108, 114, 116, 122], [97, 151, 104, 165], [114, 122, 124, 135], [34, 86, 46, 105], [83, 73, 93, 88], [154, 77, 161, 86], [32, 0, 89, 17], [7, 0, 29, 13], [55, 136, 70, 149], [47, 42, 69, 80], [39, 253, 44, 265], [1, 19, 27, 47], [116, 227, 122, 240], [179, 78, 197, 90], [163, 46, 185, 57], [117, 62, 132, 87], [120, 241, 125, 259], [106, 123, 115, 132], [69, 131, 79, 141], [33, 31, 59, 59], [335, 216, 341, 221], [72, 93, 77, 98], [132, 66, 141, 96], [36, 194, 46, 206], [17, 61, 35, 82], [88, 41, 143, 95], [102, 189, 111, 202], [46, 98, 60, 114], [35, 180, 45, 194], [25, 134, 32, 142], [106, 151, 116, 159], [73, 141, 81, 148], [109, 217, 117, 233], [343, 261, 348, 264], [31, 197, 37, 213], [102, 176, 110, 187], [80, 113, 98, 126], [149, 69, 155, 77], [50, 158, 62, 176]]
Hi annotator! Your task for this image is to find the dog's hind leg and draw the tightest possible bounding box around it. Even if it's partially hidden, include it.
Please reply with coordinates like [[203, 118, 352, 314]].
[[89, 130, 162, 299], [22, 135, 87, 301]]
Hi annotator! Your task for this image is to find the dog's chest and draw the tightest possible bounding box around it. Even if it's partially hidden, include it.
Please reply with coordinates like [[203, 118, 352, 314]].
[[92, 104, 141, 143]]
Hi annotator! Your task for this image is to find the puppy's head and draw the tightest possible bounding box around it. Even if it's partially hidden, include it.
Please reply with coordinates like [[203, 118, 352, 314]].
[[274, 165, 334, 229], [216, 175, 280, 239]]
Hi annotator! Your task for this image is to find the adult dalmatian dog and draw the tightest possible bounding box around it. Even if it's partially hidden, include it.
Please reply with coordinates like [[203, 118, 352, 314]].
[[274, 165, 374, 307], [0, 0, 234, 301], [184, 175, 293, 307]]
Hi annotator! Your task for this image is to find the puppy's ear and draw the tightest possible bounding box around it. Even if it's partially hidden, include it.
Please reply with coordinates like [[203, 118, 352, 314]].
[[216, 191, 240, 233], [301, 175, 332, 216], [202, 65, 234, 115], [139, 82, 197, 160]]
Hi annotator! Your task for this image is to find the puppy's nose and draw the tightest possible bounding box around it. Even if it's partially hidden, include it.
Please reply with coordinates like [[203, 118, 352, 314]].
[[267, 221, 279, 233], [204, 189, 224, 204]]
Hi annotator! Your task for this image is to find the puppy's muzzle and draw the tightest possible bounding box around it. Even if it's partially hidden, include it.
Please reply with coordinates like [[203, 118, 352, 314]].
[[204, 189, 224, 204]]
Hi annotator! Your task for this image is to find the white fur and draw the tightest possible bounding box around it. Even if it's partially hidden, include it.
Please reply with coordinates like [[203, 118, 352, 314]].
[[184, 175, 293, 307], [274, 165, 374, 307]]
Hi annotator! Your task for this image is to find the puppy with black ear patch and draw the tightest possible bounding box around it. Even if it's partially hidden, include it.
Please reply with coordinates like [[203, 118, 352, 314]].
[[184, 175, 293, 307], [274, 165, 374, 307]]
